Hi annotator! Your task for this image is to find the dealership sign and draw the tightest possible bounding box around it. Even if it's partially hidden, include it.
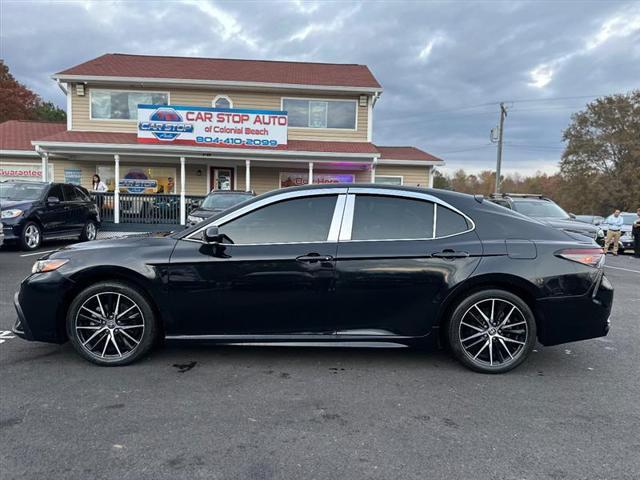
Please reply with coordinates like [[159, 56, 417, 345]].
[[280, 172, 355, 188], [137, 105, 288, 148]]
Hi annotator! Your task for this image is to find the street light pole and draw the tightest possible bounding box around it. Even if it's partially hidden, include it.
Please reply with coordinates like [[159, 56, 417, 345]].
[[494, 102, 508, 194]]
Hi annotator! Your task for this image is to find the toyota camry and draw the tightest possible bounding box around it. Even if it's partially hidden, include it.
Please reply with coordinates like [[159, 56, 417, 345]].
[[13, 185, 613, 373]]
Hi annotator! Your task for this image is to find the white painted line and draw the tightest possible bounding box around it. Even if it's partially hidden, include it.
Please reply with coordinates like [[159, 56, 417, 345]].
[[605, 265, 640, 274], [0, 331, 16, 344], [20, 249, 57, 257]]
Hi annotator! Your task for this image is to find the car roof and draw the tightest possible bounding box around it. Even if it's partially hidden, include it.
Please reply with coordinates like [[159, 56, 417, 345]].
[[207, 190, 255, 194]]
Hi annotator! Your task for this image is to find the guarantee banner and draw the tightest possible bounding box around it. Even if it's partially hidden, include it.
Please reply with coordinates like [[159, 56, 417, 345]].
[[137, 104, 288, 148]]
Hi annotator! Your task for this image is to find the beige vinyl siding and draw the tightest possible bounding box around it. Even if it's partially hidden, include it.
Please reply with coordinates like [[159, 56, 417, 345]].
[[70, 85, 368, 142], [375, 165, 431, 187]]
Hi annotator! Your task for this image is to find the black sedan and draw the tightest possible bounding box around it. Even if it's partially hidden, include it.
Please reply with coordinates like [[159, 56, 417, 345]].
[[1, 181, 100, 250], [13, 185, 613, 373]]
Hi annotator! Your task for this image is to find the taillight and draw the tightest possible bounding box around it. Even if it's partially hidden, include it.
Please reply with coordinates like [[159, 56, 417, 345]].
[[556, 248, 604, 268]]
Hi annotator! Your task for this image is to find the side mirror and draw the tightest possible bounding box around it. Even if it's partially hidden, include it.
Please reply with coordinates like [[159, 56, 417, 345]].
[[204, 226, 223, 244], [47, 196, 60, 204], [569, 213, 576, 219]]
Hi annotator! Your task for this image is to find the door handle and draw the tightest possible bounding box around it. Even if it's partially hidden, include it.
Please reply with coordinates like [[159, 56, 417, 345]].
[[296, 253, 334, 263], [431, 249, 469, 259]]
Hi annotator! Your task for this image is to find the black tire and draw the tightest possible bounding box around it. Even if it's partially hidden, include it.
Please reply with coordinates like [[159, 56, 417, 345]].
[[447, 289, 536, 374], [20, 221, 41, 251], [66, 281, 158, 366], [79, 219, 98, 242]]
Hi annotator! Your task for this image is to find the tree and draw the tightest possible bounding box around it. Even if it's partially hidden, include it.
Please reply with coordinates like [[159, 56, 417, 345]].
[[0, 59, 66, 123], [560, 91, 640, 212], [432, 168, 451, 189]]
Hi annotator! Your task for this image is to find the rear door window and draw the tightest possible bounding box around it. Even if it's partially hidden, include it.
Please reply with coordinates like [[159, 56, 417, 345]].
[[62, 184, 80, 202], [351, 195, 434, 240]]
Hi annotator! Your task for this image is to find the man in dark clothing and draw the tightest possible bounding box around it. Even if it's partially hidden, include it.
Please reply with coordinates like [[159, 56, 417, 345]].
[[633, 208, 640, 258]]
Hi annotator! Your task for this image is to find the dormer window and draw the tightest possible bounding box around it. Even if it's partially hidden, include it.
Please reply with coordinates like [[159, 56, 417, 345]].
[[213, 95, 233, 109]]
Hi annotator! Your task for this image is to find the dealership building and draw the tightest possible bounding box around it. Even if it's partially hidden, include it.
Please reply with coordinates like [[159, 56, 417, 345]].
[[0, 53, 444, 225]]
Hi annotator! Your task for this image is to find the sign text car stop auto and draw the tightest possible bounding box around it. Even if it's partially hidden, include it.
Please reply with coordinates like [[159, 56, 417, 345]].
[[137, 104, 288, 148]]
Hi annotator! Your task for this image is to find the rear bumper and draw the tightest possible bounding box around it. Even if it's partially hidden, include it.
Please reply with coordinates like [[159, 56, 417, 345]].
[[536, 272, 613, 346]]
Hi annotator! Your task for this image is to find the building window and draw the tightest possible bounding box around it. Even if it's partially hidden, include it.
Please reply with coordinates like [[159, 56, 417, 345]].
[[374, 176, 403, 185], [213, 95, 233, 109], [282, 98, 357, 129], [90, 90, 169, 120]]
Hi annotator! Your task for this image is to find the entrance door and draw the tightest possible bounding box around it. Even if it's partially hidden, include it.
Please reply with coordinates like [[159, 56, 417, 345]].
[[210, 167, 234, 191]]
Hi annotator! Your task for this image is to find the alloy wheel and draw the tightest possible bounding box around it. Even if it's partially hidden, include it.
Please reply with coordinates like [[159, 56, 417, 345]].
[[458, 298, 528, 368], [86, 222, 97, 240], [24, 224, 40, 249], [74, 292, 145, 360]]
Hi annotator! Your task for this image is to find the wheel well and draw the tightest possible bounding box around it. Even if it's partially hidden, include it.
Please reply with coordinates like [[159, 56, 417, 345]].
[[435, 277, 540, 346], [56, 269, 166, 341]]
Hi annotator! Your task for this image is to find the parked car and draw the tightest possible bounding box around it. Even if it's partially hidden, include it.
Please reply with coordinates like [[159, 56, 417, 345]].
[[13, 184, 612, 373], [0, 221, 4, 247], [488, 193, 603, 243], [575, 215, 604, 226], [0, 181, 100, 251], [187, 190, 255, 225]]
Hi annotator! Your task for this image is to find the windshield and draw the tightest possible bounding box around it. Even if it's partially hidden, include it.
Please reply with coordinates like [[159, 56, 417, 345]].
[[621, 214, 637, 225], [0, 183, 47, 202], [512, 199, 570, 219], [201, 193, 252, 210]]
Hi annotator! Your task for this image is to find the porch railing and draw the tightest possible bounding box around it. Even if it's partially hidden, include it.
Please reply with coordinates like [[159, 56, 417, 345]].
[[91, 193, 205, 224]]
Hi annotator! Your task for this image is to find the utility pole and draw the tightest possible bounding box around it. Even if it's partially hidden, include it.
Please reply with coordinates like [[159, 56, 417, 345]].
[[492, 102, 508, 194]]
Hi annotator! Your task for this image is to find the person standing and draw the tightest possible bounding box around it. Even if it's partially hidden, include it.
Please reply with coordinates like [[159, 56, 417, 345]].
[[603, 209, 624, 255], [91, 174, 108, 192], [633, 208, 640, 258]]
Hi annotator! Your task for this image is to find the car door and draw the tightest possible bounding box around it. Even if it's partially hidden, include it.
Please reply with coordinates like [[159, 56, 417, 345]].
[[167, 189, 346, 336], [61, 184, 85, 232], [39, 184, 67, 235], [332, 188, 483, 337]]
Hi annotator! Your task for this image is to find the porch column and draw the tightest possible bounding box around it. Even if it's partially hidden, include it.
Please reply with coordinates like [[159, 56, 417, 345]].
[[370, 158, 377, 183], [114, 154, 120, 224], [40, 152, 48, 182], [180, 156, 186, 225], [245, 160, 251, 192], [428, 166, 434, 188], [308, 162, 314, 184]]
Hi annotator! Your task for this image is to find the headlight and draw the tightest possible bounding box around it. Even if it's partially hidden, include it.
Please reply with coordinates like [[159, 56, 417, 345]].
[[597, 229, 604, 238], [32, 259, 68, 274], [1, 209, 23, 219], [187, 215, 203, 224]]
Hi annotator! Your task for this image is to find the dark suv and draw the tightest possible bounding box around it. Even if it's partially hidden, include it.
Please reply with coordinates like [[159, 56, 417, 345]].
[[1, 181, 100, 251], [488, 193, 603, 243], [187, 190, 256, 226]]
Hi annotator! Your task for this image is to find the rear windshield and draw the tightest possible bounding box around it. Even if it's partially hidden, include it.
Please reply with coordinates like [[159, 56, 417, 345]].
[[0, 183, 47, 202], [512, 199, 569, 219], [201, 193, 253, 209]]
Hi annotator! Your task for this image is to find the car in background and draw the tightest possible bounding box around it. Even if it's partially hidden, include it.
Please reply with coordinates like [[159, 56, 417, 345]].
[[618, 213, 636, 253], [575, 215, 604, 226], [14, 184, 612, 373], [0, 181, 100, 251], [0, 221, 4, 247], [488, 194, 603, 243], [187, 190, 255, 226]]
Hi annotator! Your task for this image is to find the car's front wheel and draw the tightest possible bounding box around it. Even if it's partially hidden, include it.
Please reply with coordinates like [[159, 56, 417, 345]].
[[447, 289, 536, 373], [20, 221, 41, 251], [66, 281, 158, 366]]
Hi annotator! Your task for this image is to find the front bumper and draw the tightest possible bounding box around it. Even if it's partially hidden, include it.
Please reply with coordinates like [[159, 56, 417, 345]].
[[536, 272, 613, 346], [13, 271, 75, 344]]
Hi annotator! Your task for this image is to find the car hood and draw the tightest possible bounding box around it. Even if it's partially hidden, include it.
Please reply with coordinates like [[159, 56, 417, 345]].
[[536, 217, 598, 233], [48, 232, 177, 257], [190, 207, 225, 218], [0, 200, 34, 211]]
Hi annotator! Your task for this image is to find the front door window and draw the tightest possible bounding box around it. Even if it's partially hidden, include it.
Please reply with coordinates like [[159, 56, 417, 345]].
[[211, 168, 233, 191]]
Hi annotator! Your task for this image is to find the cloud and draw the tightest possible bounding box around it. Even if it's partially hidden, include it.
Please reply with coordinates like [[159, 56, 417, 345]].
[[1, 0, 638, 176]]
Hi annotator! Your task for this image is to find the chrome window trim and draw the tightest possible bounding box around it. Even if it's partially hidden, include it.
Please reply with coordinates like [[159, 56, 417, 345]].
[[327, 194, 347, 242], [337, 187, 476, 242], [184, 187, 348, 245]]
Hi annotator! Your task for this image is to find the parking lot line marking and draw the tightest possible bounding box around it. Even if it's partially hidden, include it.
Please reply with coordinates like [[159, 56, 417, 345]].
[[605, 265, 640, 274], [20, 250, 57, 257]]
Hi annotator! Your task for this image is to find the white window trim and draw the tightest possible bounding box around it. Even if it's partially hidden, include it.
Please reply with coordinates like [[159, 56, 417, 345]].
[[89, 88, 171, 122], [212, 95, 233, 109], [281, 97, 358, 131], [374, 175, 404, 185]]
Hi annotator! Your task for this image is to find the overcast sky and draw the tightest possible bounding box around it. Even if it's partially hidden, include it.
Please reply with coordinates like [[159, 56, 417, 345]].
[[1, 0, 639, 175]]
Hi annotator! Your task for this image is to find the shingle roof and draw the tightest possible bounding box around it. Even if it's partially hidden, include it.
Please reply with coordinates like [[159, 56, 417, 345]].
[[376, 146, 443, 162], [32, 130, 380, 155], [55, 53, 382, 90], [0, 120, 66, 151]]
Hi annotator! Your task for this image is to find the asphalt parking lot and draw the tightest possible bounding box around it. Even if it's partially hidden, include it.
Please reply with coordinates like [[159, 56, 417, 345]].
[[1, 242, 639, 480]]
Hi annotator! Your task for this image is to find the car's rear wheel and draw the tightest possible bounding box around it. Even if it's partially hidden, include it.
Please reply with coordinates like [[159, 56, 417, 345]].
[[447, 289, 536, 373], [79, 220, 97, 241], [20, 221, 41, 251], [66, 282, 158, 366]]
